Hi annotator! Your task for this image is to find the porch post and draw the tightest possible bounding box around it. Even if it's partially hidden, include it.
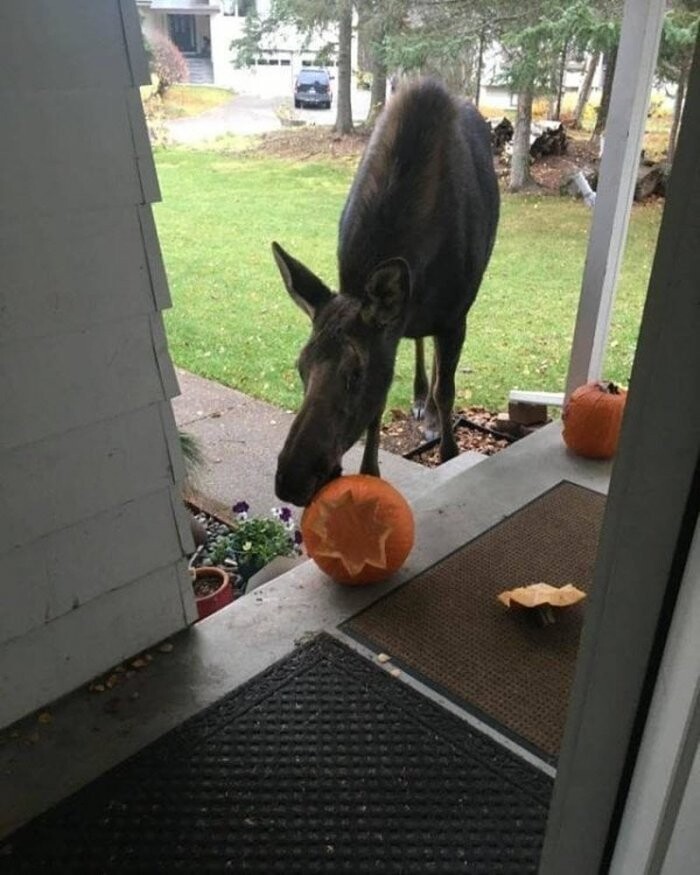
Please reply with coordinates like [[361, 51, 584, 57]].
[[564, 0, 666, 398]]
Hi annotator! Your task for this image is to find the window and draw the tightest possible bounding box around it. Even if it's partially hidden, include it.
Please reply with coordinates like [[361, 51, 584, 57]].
[[222, 0, 256, 14], [238, 0, 257, 15]]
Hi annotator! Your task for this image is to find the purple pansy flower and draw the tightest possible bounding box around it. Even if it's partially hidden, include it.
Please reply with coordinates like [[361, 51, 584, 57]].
[[232, 500, 250, 521]]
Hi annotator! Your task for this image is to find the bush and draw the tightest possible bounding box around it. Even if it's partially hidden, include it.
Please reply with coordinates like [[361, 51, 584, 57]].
[[147, 32, 188, 98]]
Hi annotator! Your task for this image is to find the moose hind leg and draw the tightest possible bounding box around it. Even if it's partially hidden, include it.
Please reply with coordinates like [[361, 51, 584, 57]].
[[422, 346, 440, 441], [432, 323, 466, 463], [411, 338, 430, 420]]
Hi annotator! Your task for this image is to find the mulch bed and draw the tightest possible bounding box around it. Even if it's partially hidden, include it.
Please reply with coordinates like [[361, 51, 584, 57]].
[[252, 126, 369, 162], [251, 123, 605, 194], [380, 406, 517, 466]]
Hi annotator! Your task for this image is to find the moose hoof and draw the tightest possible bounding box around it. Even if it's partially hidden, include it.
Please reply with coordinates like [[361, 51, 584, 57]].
[[421, 424, 440, 442], [412, 400, 426, 421]]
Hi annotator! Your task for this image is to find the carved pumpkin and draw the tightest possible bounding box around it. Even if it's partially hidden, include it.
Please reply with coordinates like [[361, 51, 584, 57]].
[[301, 474, 414, 585], [562, 381, 627, 459]]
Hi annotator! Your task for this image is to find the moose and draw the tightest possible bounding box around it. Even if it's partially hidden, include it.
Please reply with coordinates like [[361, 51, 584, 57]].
[[273, 78, 499, 507]]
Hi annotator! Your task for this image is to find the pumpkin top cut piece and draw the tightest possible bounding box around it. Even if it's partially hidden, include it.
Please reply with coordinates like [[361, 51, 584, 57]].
[[498, 582, 586, 609]]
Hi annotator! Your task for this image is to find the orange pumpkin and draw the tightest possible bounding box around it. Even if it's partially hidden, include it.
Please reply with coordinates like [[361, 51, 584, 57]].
[[562, 381, 628, 459], [301, 474, 414, 585]]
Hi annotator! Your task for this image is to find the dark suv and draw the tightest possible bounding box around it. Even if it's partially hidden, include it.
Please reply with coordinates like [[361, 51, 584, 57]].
[[294, 67, 333, 109]]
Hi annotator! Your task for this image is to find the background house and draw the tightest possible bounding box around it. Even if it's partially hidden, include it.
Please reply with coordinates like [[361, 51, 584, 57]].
[[137, 0, 349, 96]]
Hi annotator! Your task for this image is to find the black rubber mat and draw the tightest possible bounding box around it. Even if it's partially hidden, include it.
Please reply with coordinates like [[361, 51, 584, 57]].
[[1, 635, 552, 873]]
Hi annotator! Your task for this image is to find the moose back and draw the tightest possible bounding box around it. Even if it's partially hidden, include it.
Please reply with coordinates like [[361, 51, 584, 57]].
[[273, 78, 499, 507]]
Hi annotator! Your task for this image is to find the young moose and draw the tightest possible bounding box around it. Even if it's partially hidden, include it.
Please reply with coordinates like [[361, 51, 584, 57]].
[[273, 78, 499, 507]]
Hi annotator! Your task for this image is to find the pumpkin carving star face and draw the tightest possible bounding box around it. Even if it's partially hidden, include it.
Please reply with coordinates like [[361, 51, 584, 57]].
[[301, 475, 414, 585], [562, 381, 628, 460]]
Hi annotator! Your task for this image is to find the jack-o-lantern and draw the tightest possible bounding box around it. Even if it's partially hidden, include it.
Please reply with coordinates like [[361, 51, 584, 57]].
[[302, 475, 414, 585]]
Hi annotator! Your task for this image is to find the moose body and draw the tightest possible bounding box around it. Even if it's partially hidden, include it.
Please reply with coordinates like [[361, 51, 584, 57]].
[[273, 78, 499, 507]]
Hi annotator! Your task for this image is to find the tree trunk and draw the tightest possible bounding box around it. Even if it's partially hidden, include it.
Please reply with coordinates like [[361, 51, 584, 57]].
[[367, 58, 387, 125], [334, 0, 353, 135], [572, 51, 599, 129], [474, 27, 485, 108], [509, 79, 534, 192], [667, 63, 688, 163], [554, 36, 570, 121], [593, 45, 618, 139]]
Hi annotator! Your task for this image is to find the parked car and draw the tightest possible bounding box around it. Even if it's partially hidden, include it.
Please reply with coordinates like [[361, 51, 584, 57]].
[[294, 67, 333, 109]]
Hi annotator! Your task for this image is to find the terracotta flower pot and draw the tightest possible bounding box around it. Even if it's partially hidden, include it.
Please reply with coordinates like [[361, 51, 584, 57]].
[[193, 566, 234, 621]]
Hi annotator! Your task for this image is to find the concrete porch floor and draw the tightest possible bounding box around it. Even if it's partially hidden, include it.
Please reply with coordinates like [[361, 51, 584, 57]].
[[0, 387, 612, 840]]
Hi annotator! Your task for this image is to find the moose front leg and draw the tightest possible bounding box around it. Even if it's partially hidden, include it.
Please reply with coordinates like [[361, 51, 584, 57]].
[[360, 413, 382, 477], [432, 323, 467, 463]]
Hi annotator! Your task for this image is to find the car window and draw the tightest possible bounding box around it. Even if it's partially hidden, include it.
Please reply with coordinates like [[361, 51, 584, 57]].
[[298, 71, 328, 84]]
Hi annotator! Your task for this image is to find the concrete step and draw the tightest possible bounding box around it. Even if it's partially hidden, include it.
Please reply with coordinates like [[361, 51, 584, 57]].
[[186, 58, 213, 85]]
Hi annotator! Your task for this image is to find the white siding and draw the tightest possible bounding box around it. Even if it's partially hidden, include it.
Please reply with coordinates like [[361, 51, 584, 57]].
[[0, 1, 196, 730]]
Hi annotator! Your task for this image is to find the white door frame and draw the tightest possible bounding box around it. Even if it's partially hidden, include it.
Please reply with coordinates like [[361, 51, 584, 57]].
[[539, 31, 700, 875]]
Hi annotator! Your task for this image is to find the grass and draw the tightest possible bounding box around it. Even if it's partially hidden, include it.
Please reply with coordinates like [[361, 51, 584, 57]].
[[154, 149, 662, 414], [160, 85, 234, 119]]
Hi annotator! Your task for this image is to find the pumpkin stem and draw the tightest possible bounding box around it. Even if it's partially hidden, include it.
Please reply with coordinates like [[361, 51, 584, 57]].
[[536, 605, 557, 626], [601, 381, 621, 395]]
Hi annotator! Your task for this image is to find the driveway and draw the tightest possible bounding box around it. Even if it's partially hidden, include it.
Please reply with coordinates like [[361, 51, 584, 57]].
[[166, 89, 373, 145]]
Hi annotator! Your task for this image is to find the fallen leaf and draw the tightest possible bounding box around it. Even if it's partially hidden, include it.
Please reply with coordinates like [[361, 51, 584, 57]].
[[158, 642, 174, 653], [37, 712, 52, 725]]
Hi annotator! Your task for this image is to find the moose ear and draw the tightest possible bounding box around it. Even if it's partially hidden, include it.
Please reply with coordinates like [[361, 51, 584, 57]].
[[272, 242, 333, 320], [361, 258, 412, 329]]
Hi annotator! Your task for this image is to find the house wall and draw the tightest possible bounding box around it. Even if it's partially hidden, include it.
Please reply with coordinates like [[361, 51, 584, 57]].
[[0, 0, 196, 730]]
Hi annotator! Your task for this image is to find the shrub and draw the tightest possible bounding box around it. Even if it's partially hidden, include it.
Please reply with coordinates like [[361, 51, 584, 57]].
[[147, 32, 188, 98]]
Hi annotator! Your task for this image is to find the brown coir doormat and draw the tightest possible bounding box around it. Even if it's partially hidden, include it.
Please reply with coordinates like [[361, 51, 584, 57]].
[[343, 481, 606, 761]]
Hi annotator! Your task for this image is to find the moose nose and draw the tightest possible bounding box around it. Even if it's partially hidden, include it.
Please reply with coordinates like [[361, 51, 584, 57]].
[[275, 465, 316, 508]]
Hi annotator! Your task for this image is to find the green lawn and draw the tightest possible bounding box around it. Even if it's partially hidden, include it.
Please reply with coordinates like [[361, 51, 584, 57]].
[[155, 149, 662, 414]]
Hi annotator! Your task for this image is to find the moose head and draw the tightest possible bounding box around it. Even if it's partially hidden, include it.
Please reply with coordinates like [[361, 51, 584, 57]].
[[272, 242, 412, 507]]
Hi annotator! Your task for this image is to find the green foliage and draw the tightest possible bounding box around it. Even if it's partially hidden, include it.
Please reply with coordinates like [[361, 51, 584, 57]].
[[658, 7, 699, 83], [210, 518, 297, 569], [497, 1, 621, 94], [231, 0, 338, 66], [154, 149, 662, 413], [179, 431, 204, 475]]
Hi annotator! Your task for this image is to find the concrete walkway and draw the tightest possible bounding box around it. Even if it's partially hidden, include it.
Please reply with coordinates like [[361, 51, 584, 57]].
[[166, 89, 373, 144], [167, 94, 282, 143]]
